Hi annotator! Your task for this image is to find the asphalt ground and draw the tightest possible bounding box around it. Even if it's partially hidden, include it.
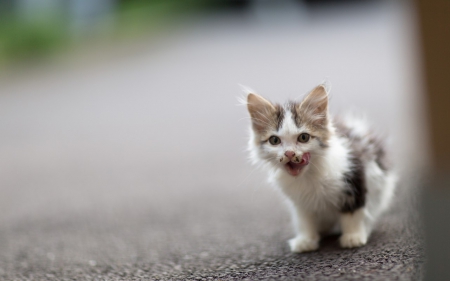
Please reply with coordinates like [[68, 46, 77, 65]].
[[0, 2, 425, 280]]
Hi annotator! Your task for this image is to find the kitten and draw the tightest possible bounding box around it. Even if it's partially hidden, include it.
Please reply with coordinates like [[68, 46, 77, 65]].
[[245, 84, 396, 253]]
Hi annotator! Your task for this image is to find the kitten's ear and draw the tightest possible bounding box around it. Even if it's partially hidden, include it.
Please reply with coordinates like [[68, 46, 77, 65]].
[[247, 93, 276, 133], [298, 85, 329, 126]]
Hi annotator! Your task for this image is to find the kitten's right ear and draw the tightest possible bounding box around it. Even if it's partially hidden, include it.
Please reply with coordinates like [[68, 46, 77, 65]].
[[247, 93, 276, 133], [298, 84, 329, 127]]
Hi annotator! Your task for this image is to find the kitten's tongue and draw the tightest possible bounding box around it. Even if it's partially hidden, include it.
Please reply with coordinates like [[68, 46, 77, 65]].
[[285, 152, 310, 177]]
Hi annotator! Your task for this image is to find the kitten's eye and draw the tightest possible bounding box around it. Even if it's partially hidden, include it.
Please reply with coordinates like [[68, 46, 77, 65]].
[[298, 133, 310, 143], [268, 136, 281, 145]]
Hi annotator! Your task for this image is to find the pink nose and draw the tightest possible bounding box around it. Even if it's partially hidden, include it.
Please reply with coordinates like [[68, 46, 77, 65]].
[[284, 151, 295, 159]]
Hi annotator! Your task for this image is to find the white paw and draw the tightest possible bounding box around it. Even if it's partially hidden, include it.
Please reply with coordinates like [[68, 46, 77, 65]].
[[288, 236, 319, 253], [339, 232, 368, 248]]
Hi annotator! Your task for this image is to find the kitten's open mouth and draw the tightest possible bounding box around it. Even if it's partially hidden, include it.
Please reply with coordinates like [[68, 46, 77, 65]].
[[285, 152, 310, 177]]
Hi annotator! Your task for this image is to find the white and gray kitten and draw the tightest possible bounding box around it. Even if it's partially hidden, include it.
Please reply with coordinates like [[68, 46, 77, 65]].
[[245, 84, 396, 253]]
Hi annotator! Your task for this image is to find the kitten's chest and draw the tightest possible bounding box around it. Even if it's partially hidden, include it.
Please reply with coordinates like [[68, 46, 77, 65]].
[[276, 172, 344, 211]]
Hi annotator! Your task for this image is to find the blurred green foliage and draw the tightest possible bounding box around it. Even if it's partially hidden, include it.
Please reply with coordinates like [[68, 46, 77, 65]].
[[0, 17, 69, 64], [116, 0, 197, 36], [0, 0, 243, 65]]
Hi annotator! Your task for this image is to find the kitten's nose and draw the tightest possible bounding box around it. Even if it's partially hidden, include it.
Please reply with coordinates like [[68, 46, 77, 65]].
[[284, 151, 296, 160]]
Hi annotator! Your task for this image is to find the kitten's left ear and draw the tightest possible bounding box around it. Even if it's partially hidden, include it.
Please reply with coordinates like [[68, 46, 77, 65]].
[[298, 84, 329, 126]]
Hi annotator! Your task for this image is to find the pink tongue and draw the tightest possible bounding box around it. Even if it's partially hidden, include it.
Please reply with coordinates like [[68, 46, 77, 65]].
[[286, 152, 310, 176], [301, 152, 311, 165]]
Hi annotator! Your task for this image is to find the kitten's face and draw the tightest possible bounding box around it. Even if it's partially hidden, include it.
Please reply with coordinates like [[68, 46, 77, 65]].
[[247, 85, 330, 177]]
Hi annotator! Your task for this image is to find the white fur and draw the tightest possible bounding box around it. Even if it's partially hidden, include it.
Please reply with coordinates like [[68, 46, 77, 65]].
[[248, 106, 396, 253]]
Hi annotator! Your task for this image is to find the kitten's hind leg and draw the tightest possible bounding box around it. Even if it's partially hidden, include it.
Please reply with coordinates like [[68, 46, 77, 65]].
[[339, 208, 368, 248]]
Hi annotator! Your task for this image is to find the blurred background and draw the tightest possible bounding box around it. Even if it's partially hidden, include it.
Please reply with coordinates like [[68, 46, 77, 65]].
[[0, 0, 427, 280]]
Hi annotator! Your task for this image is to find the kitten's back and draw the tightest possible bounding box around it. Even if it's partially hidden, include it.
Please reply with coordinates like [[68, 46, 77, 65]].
[[334, 116, 391, 173]]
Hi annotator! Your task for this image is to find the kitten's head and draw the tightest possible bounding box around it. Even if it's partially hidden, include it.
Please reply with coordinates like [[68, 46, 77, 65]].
[[246, 85, 331, 177]]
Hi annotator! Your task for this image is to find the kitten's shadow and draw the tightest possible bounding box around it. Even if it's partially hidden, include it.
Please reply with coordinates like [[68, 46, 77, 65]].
[[319, 234, 342, 251], [285, 234, 342, 255], [293, 229, 389, 254]]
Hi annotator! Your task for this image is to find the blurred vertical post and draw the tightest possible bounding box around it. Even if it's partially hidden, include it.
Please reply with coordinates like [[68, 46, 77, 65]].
[[416, 0, 450, 280]]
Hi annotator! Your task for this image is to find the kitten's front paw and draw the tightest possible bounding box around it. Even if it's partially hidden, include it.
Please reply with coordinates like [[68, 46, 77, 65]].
[[339, 232, 368, 248], [288, 236, 319, 253]]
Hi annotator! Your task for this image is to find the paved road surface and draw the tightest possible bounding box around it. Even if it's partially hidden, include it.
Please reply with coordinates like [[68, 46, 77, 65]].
[[0, 2, 425, 280]]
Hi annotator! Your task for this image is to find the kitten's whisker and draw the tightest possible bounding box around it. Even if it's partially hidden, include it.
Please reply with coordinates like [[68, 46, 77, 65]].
[[239, 116, 254, 122], [236, 165, 261, 189], [308, 161, 323, 173]]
